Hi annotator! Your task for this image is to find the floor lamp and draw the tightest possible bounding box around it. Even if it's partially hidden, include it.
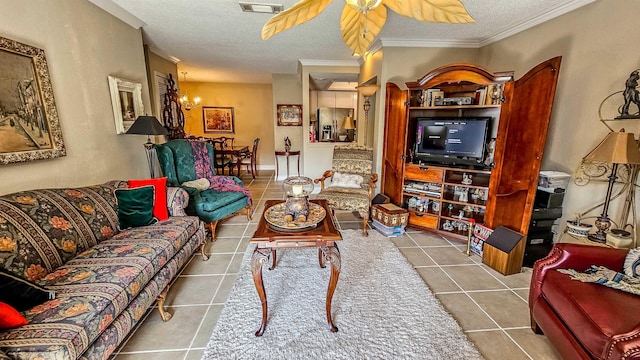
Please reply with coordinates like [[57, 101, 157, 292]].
[[126, 115, 169, 178], [583, 129, 640, 243], [356, 84, 380, 145]]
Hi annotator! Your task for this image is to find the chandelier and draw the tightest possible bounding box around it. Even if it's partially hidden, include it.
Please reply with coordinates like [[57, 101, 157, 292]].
[[179, 72, 201, 111], [261, 0, 474, 56]]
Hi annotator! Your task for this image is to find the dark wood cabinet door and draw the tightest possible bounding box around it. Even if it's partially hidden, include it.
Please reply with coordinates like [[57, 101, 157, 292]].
[[485, 57, 562, 234], [382, 82, 408, 204]]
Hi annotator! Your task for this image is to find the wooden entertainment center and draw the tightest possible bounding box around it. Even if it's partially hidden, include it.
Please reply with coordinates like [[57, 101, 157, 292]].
[[382, 58, 562, 240]]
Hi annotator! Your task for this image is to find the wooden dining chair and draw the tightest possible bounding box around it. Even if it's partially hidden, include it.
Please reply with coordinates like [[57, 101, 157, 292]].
[[239, 137, 260, 179], [208, 138, 234, 175]]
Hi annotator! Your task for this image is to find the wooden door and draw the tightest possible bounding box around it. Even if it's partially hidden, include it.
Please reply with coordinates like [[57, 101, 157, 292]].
[[382, 82, 408, 204], [485, 57, 562, 234]]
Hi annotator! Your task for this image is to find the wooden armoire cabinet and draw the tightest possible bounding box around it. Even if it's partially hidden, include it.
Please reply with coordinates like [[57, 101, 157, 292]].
[[382, 58, 562, 240]]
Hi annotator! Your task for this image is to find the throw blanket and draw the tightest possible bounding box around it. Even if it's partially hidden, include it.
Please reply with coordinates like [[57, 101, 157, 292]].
[[189, 140, 253, 208], [558, 266, 640, 296]]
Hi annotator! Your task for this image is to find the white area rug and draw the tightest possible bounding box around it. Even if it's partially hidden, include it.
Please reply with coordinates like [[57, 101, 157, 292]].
[[203, 229, 483, 359]]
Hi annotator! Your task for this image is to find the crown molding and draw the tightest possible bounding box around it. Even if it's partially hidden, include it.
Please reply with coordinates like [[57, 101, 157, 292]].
[[87, 0, 145, 29], [147, 45, 180, 64], [370, 38, 480, 53], [298, 59, 360, 68], [478, 0, 597, 46]]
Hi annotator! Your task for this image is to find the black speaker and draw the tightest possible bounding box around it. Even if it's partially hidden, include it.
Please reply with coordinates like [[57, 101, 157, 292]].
[[372, 194, 390, 205]]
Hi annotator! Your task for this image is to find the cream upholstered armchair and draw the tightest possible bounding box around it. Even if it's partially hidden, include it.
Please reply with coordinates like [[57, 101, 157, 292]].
[[314, 144, 378, 236]]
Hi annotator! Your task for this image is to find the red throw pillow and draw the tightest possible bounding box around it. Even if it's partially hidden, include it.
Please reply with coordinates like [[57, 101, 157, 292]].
[[128, 177, 169, 221], [0, 302, 28, 329]]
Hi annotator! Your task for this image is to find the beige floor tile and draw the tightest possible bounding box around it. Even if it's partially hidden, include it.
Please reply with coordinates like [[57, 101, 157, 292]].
[[466, 330, 530, 360], [210, 237, 242, 253], [185, 348, 205, 360], [409, 232, 448, 246], [333, 211, 360, 221], [390, 234, 416, 247], [467, 290, 530, 328], [425, 246, 476, 265], [212, 274, 237, 303], [216, 224, 248, 238], [165, 275, 222, 305], [514, 289, 530, 303], [191, 304, 225, 348], [399, 247, 435, 266], [115, 350, 187, 360], [443, 265, 508, 291], [484, 266, 532, 289], [120, 305, 208, 351], [416, 267, 461, 293], [227, 253, 246, 274], [339, 221, 366, 231], [506, 328, 562, 359], [183, 253, 234, 275], [435, 293, 496, 330]]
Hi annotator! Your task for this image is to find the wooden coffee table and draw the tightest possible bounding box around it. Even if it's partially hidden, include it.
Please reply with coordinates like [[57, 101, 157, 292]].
[[250, 199, 342, 337]]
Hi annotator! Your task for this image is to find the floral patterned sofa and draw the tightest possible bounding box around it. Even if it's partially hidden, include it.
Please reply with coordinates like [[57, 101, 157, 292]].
[[0, 181, 206, 359]]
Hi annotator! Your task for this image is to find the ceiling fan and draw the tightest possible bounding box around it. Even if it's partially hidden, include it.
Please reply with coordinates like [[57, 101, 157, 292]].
[[261, 0, 475, 56]]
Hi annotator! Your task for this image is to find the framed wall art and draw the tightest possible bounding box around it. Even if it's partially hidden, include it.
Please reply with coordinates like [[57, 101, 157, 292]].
[[203, 106, 235, 133], [0, 36, 66, 164], [277, 104, 302, 126], [108, 75, 144, 134]]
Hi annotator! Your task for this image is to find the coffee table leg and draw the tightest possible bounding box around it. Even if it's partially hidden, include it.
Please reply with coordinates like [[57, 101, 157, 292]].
[[269, 249, 277, 270], [318, 248, 325, 268], [322, 244, 341, 332], [251, 248, 271, 336]]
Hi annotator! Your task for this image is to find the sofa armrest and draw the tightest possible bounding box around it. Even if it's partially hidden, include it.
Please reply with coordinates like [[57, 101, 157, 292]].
[[368, 173, 378, 200], [529, 243, 629, 307], [166, 187, 190, 217], [230, 176, 243, 186]]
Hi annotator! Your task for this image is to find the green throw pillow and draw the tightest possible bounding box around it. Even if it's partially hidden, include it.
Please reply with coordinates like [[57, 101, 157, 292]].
[[115, 186, 157, 229]]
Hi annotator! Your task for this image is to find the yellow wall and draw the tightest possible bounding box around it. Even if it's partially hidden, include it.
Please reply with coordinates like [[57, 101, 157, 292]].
[[0, 0, 151, 195], [477, 0, 639, 233], [180, 82, 275, 168]]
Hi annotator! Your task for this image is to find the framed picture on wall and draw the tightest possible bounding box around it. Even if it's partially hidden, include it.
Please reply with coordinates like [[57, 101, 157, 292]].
[[0, 35, 66, 164], [203, 106, 235, 133], [277, 104, 302, 126], [108, 76, 144, 134]]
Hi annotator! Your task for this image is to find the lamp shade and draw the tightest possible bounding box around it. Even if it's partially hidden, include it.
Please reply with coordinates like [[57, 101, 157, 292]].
[[126, 116, 169, 136], [584, 130, 640, 164], [341, 116, 355, 130], [356, 84, 380, 97]]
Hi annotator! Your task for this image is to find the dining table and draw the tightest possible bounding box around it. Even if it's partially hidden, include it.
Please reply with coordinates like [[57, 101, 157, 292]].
[[219, 145, 249, 177]]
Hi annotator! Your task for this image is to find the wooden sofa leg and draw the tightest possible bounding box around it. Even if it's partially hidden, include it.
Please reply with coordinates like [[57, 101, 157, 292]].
[[362, 213, 369, 237], [200, 243, 210, 261], [207, 221, 219, 242], [246, 205, 253, 221], [157, 287, 173, 322]]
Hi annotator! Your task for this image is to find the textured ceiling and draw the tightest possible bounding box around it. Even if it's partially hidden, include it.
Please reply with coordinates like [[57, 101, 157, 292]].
[[93, 0, 596, 83]]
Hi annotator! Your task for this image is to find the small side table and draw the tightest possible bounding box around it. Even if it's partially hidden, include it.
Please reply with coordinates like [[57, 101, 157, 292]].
[[275, 151, 300, 179]]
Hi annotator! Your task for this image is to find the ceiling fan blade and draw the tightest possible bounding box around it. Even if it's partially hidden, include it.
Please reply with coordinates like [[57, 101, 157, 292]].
[[383, 0, 475, 23], [340, 4, 387, 55], [262, 0, 333, 40]]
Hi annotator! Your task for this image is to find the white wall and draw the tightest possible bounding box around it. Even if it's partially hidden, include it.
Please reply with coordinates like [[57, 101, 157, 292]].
[[0, 0, 151, 194], [272, 73, 302, 178]]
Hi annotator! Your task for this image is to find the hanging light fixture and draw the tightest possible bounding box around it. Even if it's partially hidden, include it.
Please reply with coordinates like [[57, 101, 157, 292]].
[[261, 0, 474, 56], [179, 72, 201, 111]]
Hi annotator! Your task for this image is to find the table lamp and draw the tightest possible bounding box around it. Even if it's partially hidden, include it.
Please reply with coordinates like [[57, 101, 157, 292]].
[[583, 129, 640, 242], [126, 115, 169, 178], [341, 116, 355, 142]]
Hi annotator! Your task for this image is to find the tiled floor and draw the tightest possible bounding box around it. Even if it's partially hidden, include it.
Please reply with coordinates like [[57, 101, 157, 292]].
[[112, 171, 561, 360]]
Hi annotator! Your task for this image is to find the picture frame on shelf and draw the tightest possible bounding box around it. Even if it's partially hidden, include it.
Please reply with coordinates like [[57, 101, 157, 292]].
[[277, 104, 302, 126], [108, 76, 144, 134], [203, 106, 235, 133], [0, 35, 66, 164]]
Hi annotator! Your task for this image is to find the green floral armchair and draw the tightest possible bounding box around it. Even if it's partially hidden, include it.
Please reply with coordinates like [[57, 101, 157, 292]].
[[155, 139, 251, 240], [314, 144, 378, 236]]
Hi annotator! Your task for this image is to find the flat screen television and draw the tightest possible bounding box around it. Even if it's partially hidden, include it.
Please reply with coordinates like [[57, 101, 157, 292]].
[[414, 117, 490, 167]]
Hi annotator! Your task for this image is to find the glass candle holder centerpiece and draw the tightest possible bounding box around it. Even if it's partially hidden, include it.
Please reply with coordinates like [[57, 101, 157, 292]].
[[282, 176, 314, 223]]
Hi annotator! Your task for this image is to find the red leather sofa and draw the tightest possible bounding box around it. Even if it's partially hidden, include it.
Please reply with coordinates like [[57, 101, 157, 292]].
[[530, 243, 640, 359]]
